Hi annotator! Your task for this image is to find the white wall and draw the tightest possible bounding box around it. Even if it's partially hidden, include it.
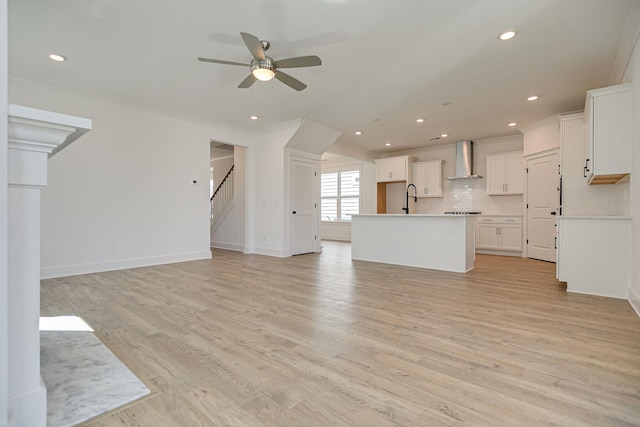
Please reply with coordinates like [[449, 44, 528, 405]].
[[245, 121, 299, 256], [8, 78, 252, 278], [0, 0, 8, 424], [630, 29, 640, 316], [521, 115, 561, 156]]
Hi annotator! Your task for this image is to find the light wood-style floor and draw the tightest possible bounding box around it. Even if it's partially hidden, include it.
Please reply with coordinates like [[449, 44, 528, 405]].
[[41, 241, 640, 426]]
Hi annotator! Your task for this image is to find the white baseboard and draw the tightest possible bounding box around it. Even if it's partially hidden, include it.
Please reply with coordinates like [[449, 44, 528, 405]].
[[629, 286, 640, 318], [321, 235, 351, 242], [9, 381, 46, 427], [211, 242, 244, 252], [566, 288, 627, 300], [251, 246, 289, 258], [40, 251, 212, 279], [475, 249, 523, 257]]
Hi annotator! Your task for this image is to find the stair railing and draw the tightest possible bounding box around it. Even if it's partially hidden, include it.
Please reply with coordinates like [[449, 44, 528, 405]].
[[210, 165, 234, 228]]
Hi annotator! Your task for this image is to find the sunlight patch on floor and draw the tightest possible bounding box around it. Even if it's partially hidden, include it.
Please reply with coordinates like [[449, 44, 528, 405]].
[[39, 315, 94, 332]]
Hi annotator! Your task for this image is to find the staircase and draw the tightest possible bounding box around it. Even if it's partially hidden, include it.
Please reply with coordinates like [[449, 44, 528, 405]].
[[210, 165, 234, 231]]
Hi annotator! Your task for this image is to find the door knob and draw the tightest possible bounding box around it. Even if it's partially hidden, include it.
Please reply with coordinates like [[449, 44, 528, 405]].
[[550, 211, 557, 215]]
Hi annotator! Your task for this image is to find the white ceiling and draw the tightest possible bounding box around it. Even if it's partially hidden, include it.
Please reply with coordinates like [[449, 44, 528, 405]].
[[8, 0, 637, 155]]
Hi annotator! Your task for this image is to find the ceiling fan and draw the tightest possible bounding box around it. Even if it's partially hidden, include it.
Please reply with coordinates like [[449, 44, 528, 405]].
[[198, 32, 322, 91]]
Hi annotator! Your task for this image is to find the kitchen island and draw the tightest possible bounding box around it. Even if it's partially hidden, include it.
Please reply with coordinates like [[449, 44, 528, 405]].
[[351, 214, 476, 273]]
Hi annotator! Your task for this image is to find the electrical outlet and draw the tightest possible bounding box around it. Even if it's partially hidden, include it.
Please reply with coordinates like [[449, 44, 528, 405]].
[[107, 243, 114, 252]]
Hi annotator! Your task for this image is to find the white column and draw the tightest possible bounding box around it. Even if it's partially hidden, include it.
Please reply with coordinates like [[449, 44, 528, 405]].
[[7, 105, 91, 427]]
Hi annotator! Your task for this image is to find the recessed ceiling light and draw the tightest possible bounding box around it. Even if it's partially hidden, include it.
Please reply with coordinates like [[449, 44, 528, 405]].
[[355, 131, 362, 135], [416, 118, 424, 123], [508, 122, 517, 127], [441, 133, 448, 138], [48, 54, 67, 62], [250, 115, 259, 120], [527, 95, 539, 101], [498, 29, 518, 41], [385, 142, 392, 146]]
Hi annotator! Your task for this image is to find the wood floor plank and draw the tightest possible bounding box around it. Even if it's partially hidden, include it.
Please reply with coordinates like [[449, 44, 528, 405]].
[[41, 242, 640, 426]]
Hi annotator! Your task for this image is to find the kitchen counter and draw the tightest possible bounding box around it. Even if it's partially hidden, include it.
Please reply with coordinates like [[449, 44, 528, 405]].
[[351, 214, 476, 273], [557, 216, 631, 298], [477, 214, 523, 217]]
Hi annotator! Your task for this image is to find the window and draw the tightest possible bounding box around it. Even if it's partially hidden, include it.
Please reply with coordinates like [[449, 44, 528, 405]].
[[321, 169, 360, 221]]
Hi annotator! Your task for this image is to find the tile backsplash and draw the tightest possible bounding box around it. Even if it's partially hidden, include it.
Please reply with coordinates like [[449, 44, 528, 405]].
[[416, 178, 523, 215], [451, 180, 474, 212]]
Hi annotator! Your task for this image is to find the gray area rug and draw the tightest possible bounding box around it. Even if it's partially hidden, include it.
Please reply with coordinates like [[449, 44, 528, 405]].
[[41, 331, 150, 427]]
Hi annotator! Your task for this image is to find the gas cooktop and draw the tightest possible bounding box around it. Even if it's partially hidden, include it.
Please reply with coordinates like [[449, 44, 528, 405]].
[[444, 211, 482, 215]]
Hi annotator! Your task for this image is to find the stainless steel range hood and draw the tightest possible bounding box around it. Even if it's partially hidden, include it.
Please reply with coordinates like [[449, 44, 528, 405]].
[[447, 140, 483, 180]]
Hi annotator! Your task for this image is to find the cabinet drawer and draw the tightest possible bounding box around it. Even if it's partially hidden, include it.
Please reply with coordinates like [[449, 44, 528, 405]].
[[477, 216, 522, 224]]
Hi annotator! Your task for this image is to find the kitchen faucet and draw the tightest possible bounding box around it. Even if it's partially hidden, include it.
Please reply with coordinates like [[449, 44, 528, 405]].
[[403, 183, 417, 214]]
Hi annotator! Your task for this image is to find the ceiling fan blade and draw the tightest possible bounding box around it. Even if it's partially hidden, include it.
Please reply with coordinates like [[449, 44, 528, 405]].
[[238, 74, 256, 88], [275, 71, 307, 91], [274, 56, 322, 68], [240, 32, 266, 61], [198, 57, 249, 67]]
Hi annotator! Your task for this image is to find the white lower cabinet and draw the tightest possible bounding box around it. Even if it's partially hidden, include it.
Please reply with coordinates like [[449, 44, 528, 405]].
[[557, 217, 630, 298], [476, 216, 522, 253]]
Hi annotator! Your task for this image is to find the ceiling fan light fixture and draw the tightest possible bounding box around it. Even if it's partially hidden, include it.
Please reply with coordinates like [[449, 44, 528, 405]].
[[251, 58, 275, 81], [252, 67, 275, 81]]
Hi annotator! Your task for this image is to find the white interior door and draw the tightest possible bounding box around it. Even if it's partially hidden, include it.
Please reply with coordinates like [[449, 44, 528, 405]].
[[291, 158, 317, 255], [526, 151, 560, 262]]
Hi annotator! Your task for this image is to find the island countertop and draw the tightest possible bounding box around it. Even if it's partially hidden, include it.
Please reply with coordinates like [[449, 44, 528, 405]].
[[351, 213, 477, 217], [350, 214, 476, 273]]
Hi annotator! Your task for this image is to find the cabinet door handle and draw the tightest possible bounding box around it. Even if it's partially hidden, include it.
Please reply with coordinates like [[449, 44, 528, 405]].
[[389, 171, 392, 179], [584, 165, 587, 178], [554, 236, 557, 249]]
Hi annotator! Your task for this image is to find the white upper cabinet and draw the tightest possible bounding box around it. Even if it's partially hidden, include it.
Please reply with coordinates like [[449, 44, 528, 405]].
[[413, 160, 443, 198], [584, 83, 632, 184], [375, 155, 413, 182], [486, 152, 524, 195]]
